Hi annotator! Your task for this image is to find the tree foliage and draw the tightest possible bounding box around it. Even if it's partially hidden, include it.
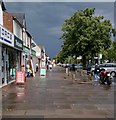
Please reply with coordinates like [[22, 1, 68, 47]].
[[107, 41, 116, 62], [58, 8, 115, 68]]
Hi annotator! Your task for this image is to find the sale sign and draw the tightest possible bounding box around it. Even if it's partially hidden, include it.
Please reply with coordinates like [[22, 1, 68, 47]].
[[16, 71, 26, 84]]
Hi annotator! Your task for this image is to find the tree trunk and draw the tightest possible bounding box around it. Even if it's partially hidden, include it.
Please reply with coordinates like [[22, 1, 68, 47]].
[[91, 56, 94, 65], [82, 55, 87, 69]]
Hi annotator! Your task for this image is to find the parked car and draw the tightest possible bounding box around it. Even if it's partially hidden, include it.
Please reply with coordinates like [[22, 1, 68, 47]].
[[98, 63, 116, 77], [90, 65, 95, 75], [62, 64, 67, 68], [76, 63, 83, 69], [69, 63, 83, 71], [91, 65, 95, 72]]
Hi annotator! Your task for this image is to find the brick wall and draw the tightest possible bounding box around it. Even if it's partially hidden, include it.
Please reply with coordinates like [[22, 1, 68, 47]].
[[3, 11, 13, 33]]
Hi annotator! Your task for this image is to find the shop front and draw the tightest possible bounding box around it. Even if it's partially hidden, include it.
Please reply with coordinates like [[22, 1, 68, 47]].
[[0, 43, 2, 87], [31, 49, 36, 73], [0, 25, 14, 87], [11, 35, 23, 79], [23, 45, 30, 74], [2, 45, 18, 84]]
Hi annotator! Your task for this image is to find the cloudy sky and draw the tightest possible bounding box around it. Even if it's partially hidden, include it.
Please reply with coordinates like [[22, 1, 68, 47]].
[[5, 2, 114, 58]]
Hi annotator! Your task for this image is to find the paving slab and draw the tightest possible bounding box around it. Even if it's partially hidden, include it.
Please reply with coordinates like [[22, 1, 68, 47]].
[[2, 66, 115, 119]]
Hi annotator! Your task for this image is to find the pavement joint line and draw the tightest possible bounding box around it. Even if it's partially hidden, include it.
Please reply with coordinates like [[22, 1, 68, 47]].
[[2, 66, 115, 118]]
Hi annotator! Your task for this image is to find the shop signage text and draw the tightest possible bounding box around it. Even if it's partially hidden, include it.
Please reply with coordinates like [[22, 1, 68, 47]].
[[16, 40, 23, 48], [0, 25, 14, 47], [14, 35, 23, 50], [16, 71, 26, 84]]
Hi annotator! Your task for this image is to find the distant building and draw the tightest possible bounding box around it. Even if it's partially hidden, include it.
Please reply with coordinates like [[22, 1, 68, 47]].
[[32, 43, 42, 70]]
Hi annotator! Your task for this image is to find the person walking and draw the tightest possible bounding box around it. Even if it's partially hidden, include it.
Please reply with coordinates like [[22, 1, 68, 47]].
[[93, 63, 100, 85], [36, 63, 39, 72], [46, 63, 49, 70], [65, 64, 69, 76], [49, 64, 52, 71], [72, 64, 76, 80], [27, 68, 31, 77]]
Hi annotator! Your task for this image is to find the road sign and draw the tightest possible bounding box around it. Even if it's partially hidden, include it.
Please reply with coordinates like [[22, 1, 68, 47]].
[[16, 71, 26, 84]]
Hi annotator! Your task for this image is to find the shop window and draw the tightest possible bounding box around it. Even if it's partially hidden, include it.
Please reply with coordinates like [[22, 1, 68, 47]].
[[8, 48, 17, 80], [2, 49, 5, 84]]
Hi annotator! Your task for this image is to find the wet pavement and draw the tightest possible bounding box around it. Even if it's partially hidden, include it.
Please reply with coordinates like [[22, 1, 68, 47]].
[[2, 66, 115, 119]]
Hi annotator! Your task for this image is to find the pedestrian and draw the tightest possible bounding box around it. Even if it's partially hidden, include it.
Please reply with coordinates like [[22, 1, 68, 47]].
[[71, 64, 76, 80], [26, 64, 30, 69], [93, 63, 100, 85], [36, 63, 39, 72], [49, 64, 52, 71], [46, 63, 49, 70], [65, 64, 69, 76], [72, 64, 75, 72], [87, 65, 91, 75], [27, 68, 31, 77]]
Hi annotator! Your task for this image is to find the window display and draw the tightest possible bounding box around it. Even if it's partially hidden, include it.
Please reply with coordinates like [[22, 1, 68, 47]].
[[2, 48, 5, 84], [1, 45, 21, 85]]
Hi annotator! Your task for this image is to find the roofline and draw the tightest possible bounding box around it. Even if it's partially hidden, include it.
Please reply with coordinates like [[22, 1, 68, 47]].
[[1, 1, 7, 11], [13, 17, 24, 28], [26, 30, 32, 38], [10, 12, 26, 29]]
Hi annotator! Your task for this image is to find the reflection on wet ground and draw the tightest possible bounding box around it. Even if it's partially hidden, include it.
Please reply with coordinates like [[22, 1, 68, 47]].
[[2, 66, 115, 118]]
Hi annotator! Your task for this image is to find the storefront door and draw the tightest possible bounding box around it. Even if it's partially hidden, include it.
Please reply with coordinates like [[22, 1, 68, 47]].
[[2, 46, 11, 86], [2, 47, 8, 85]]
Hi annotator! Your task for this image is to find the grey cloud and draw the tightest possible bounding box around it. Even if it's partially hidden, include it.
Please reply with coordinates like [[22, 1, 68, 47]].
[[5, 2, 114, 57]]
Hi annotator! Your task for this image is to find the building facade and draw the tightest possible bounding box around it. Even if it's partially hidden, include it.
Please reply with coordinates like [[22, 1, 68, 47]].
[[0, 1, 3, 25], [32, 44, 41, 71], [41, 46, 46, 68], [0, 24, 14, 87], [0, 1, 47, 87], [1, 10, 23, 87]]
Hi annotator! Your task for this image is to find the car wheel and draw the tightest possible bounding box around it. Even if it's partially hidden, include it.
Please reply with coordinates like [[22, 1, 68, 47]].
[[110, 71, 116, 77]]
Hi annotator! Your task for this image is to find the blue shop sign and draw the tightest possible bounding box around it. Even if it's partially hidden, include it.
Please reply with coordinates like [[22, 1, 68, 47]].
[[0, 25, 14, 47], [14, 35, 23, 51]]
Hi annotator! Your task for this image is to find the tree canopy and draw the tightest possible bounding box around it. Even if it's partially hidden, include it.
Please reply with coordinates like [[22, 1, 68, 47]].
[[58, 8, 115, 68]]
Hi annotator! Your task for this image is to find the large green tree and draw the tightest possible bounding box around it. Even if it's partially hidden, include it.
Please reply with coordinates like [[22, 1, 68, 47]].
[[107, 41, 116, 62], [60, 8, 115, 68]]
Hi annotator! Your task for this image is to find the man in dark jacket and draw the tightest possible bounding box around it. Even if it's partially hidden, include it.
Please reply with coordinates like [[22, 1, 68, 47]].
[[94, 64, 100, 81], [72, 64, 75, 72]]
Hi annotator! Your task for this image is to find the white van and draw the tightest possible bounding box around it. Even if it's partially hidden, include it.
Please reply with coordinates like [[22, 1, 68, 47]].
[[99, 63, 116, 77]]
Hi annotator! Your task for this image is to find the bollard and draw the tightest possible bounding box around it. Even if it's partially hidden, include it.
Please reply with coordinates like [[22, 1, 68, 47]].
[[66, 67, 69, 76], [73, 73, 76, 79], [72, 72, 76, 80], [88, 74, 92, 81]]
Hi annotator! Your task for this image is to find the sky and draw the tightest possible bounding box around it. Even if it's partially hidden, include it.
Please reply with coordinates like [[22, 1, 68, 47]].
[[4, 2, 114, 58]]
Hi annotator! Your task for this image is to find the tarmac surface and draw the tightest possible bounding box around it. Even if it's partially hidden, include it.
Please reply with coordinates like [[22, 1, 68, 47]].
[[2, 66, 115, 119]]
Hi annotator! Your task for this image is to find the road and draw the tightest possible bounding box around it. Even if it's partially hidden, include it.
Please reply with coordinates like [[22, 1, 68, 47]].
[[2, 66, 115, 119]]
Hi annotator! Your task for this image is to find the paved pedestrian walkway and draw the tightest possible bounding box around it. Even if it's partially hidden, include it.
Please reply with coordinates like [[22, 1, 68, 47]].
[[2, 66, 115, 119]]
